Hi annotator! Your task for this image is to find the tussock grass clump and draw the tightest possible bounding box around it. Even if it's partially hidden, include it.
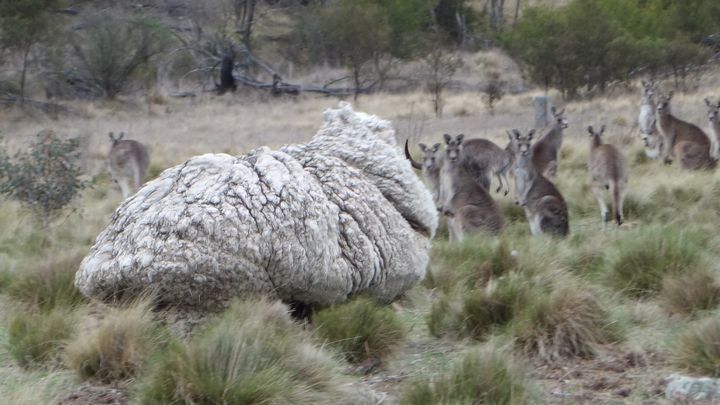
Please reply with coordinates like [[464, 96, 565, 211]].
[[661, 270, 720, 316], [514, 285, 616, 360], [7, 309, 76, 368], [64, 299, 164, 382], [607, 226, 707, 297], [7, 251, 86, 311], [671, 315, 720, 376], [427, 293, 465, 338], [401, 345, 533, 405], [139, 299, 366, 404], [314, 296, 406, 363]]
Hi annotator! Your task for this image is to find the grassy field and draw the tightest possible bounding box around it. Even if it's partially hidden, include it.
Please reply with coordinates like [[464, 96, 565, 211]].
[[1, 69, 720, 403]]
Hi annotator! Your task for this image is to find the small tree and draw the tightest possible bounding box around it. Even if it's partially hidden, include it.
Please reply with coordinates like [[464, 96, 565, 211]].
[[0, 0, 58, 106], [71, 13, 170, 98], [0, 131, 87, 228], [421, 33, 462, 117]]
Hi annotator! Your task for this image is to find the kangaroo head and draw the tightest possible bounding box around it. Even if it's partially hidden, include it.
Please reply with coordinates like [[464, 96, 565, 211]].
[[551, 106, 568, 129], [443, 133, 465, 163], [418, 143, 442, 171], [108, 131, 125, 145], [705, 98, 720, 124], [641, 80, 656, 103], [587, 125, 606, 137], [656, 91, 674, 116], [508, 129, 535, 157]]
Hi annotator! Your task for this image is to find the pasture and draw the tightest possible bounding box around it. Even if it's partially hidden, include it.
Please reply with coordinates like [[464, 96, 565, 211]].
[[2, 72, 720, 403]]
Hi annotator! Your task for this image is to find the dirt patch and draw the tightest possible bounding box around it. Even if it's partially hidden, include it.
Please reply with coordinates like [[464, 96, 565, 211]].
[[58, 383, 129, 405]]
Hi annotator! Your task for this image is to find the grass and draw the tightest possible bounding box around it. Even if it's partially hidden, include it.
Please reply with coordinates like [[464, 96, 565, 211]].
[[7, 308, 76, 368], [138, 299, 367, 404], [660, 269, 720, 316], [64, 298, 165, 382], [606, 226, 709, 297], [401, 344, 534, 405], [671, 315, 720, 377], [6, 250, 87, 311], [313, 296, 406, 363]]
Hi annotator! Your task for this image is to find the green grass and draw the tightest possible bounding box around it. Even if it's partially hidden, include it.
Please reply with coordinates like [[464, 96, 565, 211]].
[[671, 315, 720, 376], [7, 308, 76, 368], [401, 344, 534, 405], [313, 296, 406, 363], [660, 269, 720, 316]]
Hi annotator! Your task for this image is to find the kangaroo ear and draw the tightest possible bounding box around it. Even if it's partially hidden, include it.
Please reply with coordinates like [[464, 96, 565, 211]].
[[587, 125, 594, 135], [641, 80, 647, 87], [600, 125, 606, 135], [118, 132, 125, 141], [506, 130, 514, 140], [528, 129, 535, 140], [706, 98, 712, 107], [418, 143, 427, 152], [457, 134, 465, 143], [443, 133, 452, 144], [667, 90, 674, 100], [108, 132, 115, 141], [512, 129, 521, 140], [550, 106, 556, 115], [557, 108, 565, 116], [432, 143, 441, 152]]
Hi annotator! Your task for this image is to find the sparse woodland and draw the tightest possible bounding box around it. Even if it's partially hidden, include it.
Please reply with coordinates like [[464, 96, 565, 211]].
[[1, 0, 720, 403]]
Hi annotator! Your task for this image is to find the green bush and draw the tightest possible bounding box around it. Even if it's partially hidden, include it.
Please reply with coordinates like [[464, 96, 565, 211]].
[[672, 315, 720, 376], [314, 296, 406, 363], [7, 251, 86, 311], [401, 345, 534, 405], [7, 309, 75, 368], [64, 299, 165, 382], [139, 299, 365, 404], [606, 227, 707, 297], [660, 270, 720, 316]]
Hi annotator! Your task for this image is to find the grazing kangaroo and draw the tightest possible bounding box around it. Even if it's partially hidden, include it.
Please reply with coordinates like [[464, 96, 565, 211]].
[[108, 132, 150, 199], [587, 125, 629, 227], [639, 80, 660, 158], [705, 98, 720, 159], [440, 136, 503, 241], [656, 91, 713, 168], [442, 133, 513, 195], [509, 129, 569, 237], [531, 107, 568, 177], [405, 140, 443, 208]]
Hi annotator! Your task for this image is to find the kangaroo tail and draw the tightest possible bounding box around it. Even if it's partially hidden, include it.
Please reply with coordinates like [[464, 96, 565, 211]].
[[610, 180, 622, 225]]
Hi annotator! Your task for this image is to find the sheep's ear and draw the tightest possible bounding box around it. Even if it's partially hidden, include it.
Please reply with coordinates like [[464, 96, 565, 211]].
[[600, 125, 606, 135], [587, 125, 594, 136], [457, 134, 465, 143], [432, 143, 441, 152], [443, 133, 452, 144], [418, 143, 427, 152]]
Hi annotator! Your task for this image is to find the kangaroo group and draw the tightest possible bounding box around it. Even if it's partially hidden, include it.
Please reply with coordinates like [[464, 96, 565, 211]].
[[406, 81, 715, 241]]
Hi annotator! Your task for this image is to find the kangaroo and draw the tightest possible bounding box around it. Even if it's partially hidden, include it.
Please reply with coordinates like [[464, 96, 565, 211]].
[[509, 129, 569, 237], [405, 140, 443, 208], [639, 80, 660, 158], [531, 107, 568, 177], [108, 132, 150, 199], [656, 91, 712, 168], [442, 133, 513, 195], [705, 98, 720, 159], [587, 125, 629, 227], [440, 136, 503, 241]]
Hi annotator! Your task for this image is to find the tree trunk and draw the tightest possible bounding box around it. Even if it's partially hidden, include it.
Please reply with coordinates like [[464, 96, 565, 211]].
[[242, 0, 256, 49], [513, 0, 521, 26], [19, 44, 31, 107], [353, 68, 361, 101]]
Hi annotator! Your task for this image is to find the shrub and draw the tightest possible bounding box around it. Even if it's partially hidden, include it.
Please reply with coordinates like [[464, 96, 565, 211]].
[[7, 309, 75, 368], [660, 270, 720, 316], [0, 130, 87, 227], [64, 299, 164, 382], [401, 345, 534, 405], [514, 285, 616, 360], [313, 296, 406, 363], [606, 226, 707, 297], [671, 315, 720, 376], [139, 299, 366, 404], [7, 251, 86, 311]]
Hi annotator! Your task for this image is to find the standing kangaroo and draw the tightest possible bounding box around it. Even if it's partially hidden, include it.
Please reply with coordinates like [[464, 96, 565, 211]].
[[705, 98, 720, 159], [405, 140, 443, 208], [442, 133, 513, 195], [108, 132, 150, 199], [656, 91, 713, 168], [509, 129, 569, 237], [531, 107, 567, 177], [638, 80, 661, 158], [440, 136, 503, 241], [587, 125, 629, 227]]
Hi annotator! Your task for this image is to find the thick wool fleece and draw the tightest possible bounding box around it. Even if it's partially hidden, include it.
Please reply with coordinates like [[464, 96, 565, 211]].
[[75, 103, 438, 310]]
